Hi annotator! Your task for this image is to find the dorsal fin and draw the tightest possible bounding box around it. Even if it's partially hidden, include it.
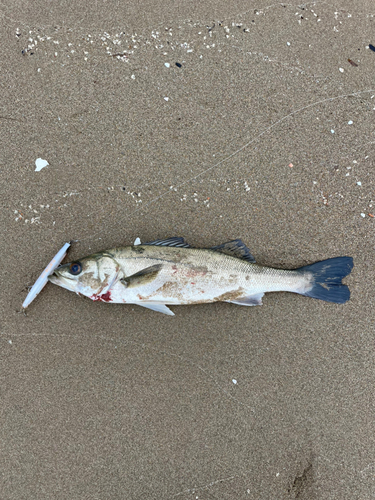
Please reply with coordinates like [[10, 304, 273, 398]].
[[210, 239, 256, 263], [142, 237, 191, 248]]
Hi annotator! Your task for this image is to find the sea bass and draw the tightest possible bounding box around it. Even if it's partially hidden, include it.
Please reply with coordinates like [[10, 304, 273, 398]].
[[48, 237, 353, 316]]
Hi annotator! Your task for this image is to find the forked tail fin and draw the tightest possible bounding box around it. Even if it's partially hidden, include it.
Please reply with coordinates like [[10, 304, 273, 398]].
[[297, 257, 353, 304]]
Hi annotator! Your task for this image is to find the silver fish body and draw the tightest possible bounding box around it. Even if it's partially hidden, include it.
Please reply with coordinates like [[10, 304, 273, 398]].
[[48, 238, 353, 315]]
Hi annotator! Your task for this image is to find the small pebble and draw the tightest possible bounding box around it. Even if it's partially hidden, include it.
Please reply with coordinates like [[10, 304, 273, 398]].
[[232, 379, 237, 385], [348, 120, 353, 125], [339, 67, 344, 73], [286, 42, 290, 46], [164, 62, 170, 68], [131, 74, 135, 79], [331, 129, 335, 134], [360, 213, 366, 218], [164, 97, 169, 101], [175, 62, 182, 67], [357, 181, 362, 186]]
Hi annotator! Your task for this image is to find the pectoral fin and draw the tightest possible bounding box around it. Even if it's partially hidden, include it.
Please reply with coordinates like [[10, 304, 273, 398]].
[[136, 303, 175, 316], [226, 292, 264, 306], [120, 264, 162, 288]]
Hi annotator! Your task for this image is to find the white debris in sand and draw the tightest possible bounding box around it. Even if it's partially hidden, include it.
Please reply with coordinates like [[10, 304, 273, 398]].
[[35, 158, 49, 171], [134, 237, 141, 245]]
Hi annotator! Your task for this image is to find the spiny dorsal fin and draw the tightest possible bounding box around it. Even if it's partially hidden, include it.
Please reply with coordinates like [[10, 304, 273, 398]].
[[210, 239, 256, 263], [120, 264, 162, 288], [142, 237, 191, 248]]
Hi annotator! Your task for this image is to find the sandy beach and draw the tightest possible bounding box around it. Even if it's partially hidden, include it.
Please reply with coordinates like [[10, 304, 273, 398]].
[[1, 1, 375, 498]]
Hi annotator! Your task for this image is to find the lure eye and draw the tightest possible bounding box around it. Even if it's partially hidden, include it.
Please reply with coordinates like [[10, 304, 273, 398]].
[[69, 262, 82, 275]]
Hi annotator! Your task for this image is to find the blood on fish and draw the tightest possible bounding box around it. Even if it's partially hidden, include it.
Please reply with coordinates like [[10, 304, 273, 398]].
[[101, 291, 112, 301], [91, 291, 112, 302]]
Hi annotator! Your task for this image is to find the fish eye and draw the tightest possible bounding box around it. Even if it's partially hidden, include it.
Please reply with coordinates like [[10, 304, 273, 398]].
[[69, 262, 82, 275]]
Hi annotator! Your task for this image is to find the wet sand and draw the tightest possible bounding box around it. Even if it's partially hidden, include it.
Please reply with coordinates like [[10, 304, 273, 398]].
[[1, 1, 375, 498]]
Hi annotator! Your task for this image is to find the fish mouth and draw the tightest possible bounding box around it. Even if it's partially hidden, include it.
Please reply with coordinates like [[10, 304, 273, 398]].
[[48, 271, 76, 291], [47, 272, 59, 285]]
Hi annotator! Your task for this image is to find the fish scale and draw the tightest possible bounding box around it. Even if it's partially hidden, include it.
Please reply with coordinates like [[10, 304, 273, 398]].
[[111, 246, 304, 302]]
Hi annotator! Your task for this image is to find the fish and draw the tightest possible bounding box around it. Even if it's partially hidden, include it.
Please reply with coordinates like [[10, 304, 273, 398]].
[[48, 237, 354, 316]]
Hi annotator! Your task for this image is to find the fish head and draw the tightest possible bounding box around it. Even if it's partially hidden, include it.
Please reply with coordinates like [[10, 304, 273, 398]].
[[48, 252, 120, 298]]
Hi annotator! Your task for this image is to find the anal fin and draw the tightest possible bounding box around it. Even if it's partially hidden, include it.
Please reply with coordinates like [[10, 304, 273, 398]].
[[226, 292, 264, 306], [136, 303, 175, 316]]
